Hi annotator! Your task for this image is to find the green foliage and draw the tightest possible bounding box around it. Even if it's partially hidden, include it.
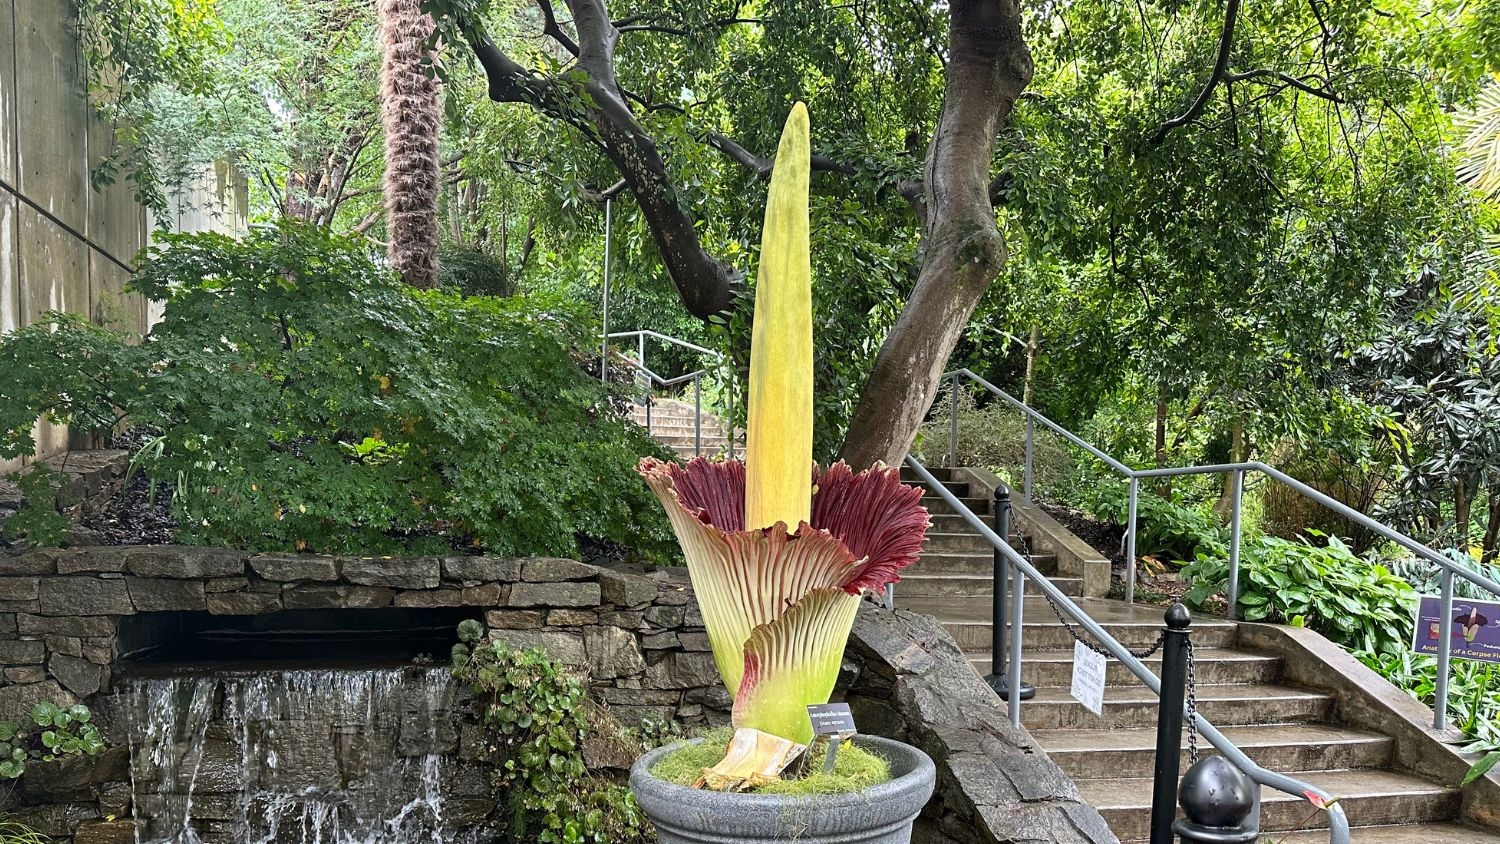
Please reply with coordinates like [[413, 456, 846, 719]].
[[1184, 533, 1416, 654], [1357, 648, 1500, 784], [452, 638, 650, 844], [438, 244, 517, 298], [649, 729, 892, 795], [0, 819, 49, 844], [1386, 548, 1500, 601], [0, 703, 106, 781], [0, 223, 674, 559], [915, 386, 1079, 502], [1, 467, 72, 549], [1084, 483, 1227, 565]]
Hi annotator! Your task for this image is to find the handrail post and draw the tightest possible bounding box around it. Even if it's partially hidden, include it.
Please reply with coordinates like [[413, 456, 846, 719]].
[[693, 373, 703, 458], [1126, 477, 1140, 605], [1024, 415, 1035, 504], [1436, 568, 1454, 732], [1150, 604, 1192, 844], [600, 196, 613, 384], [987, 487, 1035, 701], [1008, 561, 1026, 729], [948, 373, 959, 469], [1226, 469, 1244, 620]]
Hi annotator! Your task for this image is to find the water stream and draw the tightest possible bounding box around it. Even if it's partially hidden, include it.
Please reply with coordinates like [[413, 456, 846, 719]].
[[123, 666, 468, 844]]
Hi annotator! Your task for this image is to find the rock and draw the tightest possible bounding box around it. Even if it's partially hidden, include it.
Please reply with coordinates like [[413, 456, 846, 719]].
[[487, 629, 586, 666], [18, 614, 115, 637], [547, 609, 597, 626], [442, 556, 521, 583], [0, 612, 14, 635], [341, 556, 440, 589], [4, 666, 45, 683], [461, 583, 504, 606], [599, 610, 644, 629], [485, 610, 543, 630], [49, 653, 106, 697], [683, 685, 733, 709], [205, 576, 250, 593], [643, 605, 685, 628], [0, 639, 45, 664], [599, 570, 658, 607], [38, 578, 132, 616], [54, 548, 127, 574], [507, 581, 601, 608], [81, 638, 112, 664], [0, 680, 75, 721], [0, 577, 40, 600], [345, 585, 395, 608], [0, 552, 56, 575], [643, 652, 720, 689], [609, 705, 677, 727], [74, 820, 136, 844], [599, 687, 680, 706], [46, 636, 82, 658], [124, 546, 245, 578], [521, 558, 599, 582], [641, 631, 679, 650], [127, 578, 206, 612], [249, 553, 338, 582], [281, 585, 344, 609], [654, 588, 693, 606], [207, 591, 282, 616], [585, 626, 646, 679], [62, 527, 108, 547], [394, 589, 465, 607], [678, 632, 712, 652]]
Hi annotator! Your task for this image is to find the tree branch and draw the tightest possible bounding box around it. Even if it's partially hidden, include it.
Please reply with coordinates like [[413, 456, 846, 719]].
[[536, 0, 580, 56], [1146, 0, 1242, 145], [1223, 68, 1344, 101]]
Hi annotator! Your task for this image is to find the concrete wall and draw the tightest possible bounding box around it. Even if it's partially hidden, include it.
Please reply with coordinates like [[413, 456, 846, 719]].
[[0, 0, 246, 473]]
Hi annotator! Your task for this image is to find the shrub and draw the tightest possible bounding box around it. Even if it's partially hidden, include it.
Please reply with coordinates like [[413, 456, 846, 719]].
[[438, 243, 515, 298], [0, 467, 72, 548], [916, 386, 1079, 501], [1261, 445, 1387, 553], [1083, 481, 1228, 565], [1386, 547, 1500, 601], [0, 223, 675, 559], [0, 702, 106, 780], [0, 819, 48, 844], [451, 630, 650, 844], [1183, 532, 1415, 655]]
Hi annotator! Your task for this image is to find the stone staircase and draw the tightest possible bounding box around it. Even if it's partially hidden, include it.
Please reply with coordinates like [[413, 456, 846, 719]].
[[897, 465, 1500, 843], [628, 398, 741, 460]]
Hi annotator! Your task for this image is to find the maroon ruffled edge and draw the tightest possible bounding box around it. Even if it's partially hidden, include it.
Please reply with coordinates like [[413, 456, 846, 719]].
[[638, 457, 930, 595]]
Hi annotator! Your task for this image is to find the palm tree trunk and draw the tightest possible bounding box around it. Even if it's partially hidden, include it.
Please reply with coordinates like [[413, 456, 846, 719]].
[[377, 0, 442, 289]]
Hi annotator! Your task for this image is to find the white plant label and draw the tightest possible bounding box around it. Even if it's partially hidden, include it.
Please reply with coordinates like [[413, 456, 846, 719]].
[[1071, 640, 1107, 716]]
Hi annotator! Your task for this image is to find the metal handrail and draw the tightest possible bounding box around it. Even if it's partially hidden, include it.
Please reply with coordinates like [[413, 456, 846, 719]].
[[904, 456, 1353, 844], [939, 367, 1500, 732], [603, 330, 734, 459]]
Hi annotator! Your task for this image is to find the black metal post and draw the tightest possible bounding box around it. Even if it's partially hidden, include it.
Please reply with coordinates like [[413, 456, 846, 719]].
[[1150, 603, 1192, 844], [1174, 757, 1259, 843], [986, 486, 1034, 701]]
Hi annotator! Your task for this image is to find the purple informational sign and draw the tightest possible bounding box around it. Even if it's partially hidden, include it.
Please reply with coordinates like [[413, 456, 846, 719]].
[[1413, 596, 1500, 665]]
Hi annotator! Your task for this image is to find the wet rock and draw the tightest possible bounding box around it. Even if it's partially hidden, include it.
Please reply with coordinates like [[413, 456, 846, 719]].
[[50, 653, 106, 698], [0, 679, 75, 721], [18, 613, 115, 637], [74, 820, 137, 844], [488, 628, 586, 666]]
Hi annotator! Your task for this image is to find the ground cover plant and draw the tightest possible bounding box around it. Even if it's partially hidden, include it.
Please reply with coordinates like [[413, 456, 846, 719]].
[[0, 223, 674, 560]]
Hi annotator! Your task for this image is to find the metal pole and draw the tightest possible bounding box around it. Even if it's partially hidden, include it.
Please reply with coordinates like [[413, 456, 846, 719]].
[[1150, 604, 1192, 844], [1436, 568, 1454, 732], [1008, 563, 1025, 730], [1126, 477, 1140, 605], [949, 374, 959, 469], [693, 373, 703, 458], [1174, 757, 1259, 843], [884, 583, 894, 610], [1226, 469, 1244, 620], [988, 487, 1034, 701], [600, 197, 612, 384], [1024, 416, 1035, 503]]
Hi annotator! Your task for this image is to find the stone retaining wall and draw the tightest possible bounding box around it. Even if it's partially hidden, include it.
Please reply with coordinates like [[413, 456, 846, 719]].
[[0, 544, 726, 842], [841, 606, 1118, 844]]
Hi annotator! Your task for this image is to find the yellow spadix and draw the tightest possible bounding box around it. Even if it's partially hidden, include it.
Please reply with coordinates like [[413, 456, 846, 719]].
[[744, 102, 813, 533]]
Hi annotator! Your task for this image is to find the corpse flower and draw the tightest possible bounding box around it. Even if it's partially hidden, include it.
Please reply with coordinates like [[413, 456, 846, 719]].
[[636, 103, 930, 791]]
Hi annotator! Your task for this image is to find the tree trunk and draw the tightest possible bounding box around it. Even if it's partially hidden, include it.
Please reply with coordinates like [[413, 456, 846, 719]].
[[837, 0, 1033, 468], [1483, 484, 1499, 564], [378, 0, 442, 289], [1455, 475, 1473, 551], [1155, 399, 1171, 497], [1022, 324, 1040, 407]]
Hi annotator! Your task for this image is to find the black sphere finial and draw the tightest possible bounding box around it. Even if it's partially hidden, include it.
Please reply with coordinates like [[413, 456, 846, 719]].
[[1178, 757, 1254, 827], [1165, 601, 1192, 630]]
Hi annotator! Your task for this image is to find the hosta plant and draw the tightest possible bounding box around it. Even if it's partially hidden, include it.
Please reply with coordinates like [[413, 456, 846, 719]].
[[638, 103, 929, 792]]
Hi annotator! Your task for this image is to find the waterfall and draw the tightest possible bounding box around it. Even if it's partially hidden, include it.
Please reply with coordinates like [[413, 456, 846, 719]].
[[124, 666, 466, 844]]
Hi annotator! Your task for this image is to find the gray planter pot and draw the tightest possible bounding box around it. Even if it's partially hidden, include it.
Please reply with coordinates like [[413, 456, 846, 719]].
[[629, 735, 936, 844]]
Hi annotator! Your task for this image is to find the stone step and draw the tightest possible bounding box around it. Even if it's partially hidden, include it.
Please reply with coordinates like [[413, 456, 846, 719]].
[[899, 596, 1242, 651], [920, 494, 992, 517], [920, 531, 1008, 554], [911, 551, 1057, 576], [900, 466, 957, 483], [1020, 684, 1333, 731], [1034, 723, 1394, 780], [896, 573, 1082, 599], [927, 513, 1001, 533], [968, 646, 1282, 687], [1211, 822, 1500, 843], [1085, 769, 1459, 837]]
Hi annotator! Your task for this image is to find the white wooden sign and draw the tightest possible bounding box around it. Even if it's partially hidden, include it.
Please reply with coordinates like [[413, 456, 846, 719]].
[[1070, 640, 1107, 716]]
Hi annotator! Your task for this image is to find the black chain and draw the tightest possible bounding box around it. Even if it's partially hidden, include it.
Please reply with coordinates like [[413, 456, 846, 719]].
[[1014, 533, 1168, 660], [1185, 637, 1200, 765]]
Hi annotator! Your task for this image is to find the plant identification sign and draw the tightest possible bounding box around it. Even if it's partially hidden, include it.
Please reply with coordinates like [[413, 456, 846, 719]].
[[1071, 640, 1107, 716], [1414, 596, 1500, 665]]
